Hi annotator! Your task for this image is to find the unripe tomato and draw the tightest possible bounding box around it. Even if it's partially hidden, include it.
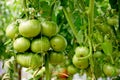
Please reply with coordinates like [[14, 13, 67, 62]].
[[16, 53, 30, 67], [75, 46, 89, 58], [16, 53, 43, 68], [72, 55, 89, 69], [19, 19, 41, 37], [49, 52, 65, 65], [103, 64, 116, 77], [6, 23, 18, 39], [50, 35, 67, 52], [31, 37, 50, 53], [41, 21, 58, 37], [13, 37, 30, 52], [67, 65, 78, 75], [93, 51, 103, 58], [30, 54, 43, 68]]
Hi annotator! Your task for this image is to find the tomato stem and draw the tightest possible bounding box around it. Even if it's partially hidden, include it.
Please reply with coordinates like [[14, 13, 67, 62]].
[[23, 0, 29, 19], [109, 55, 114, 64], [78, 0, 85, 11], [45, 53, 50, 80], [88, 0, 96, 79], [63, 7, 78, 39]]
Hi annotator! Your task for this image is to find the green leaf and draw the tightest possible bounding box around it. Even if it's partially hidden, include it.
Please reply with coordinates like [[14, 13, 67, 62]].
[[39, 1, 51, 18], [101, 41, 113, 56], [76, 30, 84, 44]]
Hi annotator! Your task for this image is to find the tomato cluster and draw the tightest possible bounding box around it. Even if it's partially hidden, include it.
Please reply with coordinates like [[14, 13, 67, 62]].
[[5, 19, 67, 68]]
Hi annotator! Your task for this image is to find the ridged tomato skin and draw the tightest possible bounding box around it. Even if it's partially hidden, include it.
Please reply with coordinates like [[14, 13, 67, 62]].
[[19, 19, 41, 37]]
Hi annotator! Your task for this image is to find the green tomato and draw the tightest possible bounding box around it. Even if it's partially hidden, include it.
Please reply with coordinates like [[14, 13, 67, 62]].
[[19, 19, 41, 37], [41, 21, 58, 37], [75, 46, 89, 58], [30, 54, 43, 68], [16, 53, 43, 68], [16, 53, 30, 67], [72, 55, 89, 69], [67, 65, 78, 75], [13, 37, 30, 52], [103, 64, 116, 77], [6, 23, 18, 39], [31, 37, 50, 53], [49, 52, 65, 65], [93, 51, 103, 58], [50, 35, 67, 52]]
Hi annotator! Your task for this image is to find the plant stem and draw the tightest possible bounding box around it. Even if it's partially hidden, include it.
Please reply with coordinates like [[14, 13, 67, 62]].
[[117, 0, 120, 40], [18, 65, 22, 80], [109, 55, 114, 64], [88, 0, 96, 80], [45, 53, 50, 80], [23, 0, 28, 19], [88, 0, 94, 36], [63, 7, 78, 39], [78, 0, 85, 11]]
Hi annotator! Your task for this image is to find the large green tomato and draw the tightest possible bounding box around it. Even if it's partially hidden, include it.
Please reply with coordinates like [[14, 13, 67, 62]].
[[16, 53, 43, 68], [13, 37, 30, 52], [72, 55, 89, 69], [103, 64, 116, 77], [19, 19, 41, 37], [50, 35, 67, 52], [75, 46, 89, 58], [6, 23, 18, 39], [49, 52, 65, 65], [41, 21, 58, 37], [31, 37, 50, 53], [16, 53, 31, 67]]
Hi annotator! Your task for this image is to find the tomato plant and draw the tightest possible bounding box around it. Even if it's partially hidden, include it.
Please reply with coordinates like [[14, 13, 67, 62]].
[[1, 0, 120, 80]]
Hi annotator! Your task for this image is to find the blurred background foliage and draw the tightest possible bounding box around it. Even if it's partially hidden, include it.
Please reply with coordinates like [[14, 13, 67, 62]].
[[0, 0, 22, 59]]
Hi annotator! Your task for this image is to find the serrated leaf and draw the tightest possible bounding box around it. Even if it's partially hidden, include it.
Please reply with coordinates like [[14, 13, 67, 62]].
[[101, 41, 112, 56]]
